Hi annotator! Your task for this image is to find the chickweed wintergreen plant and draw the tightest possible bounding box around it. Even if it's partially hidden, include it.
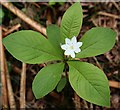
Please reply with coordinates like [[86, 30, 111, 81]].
[[3, 3, 116, 107]]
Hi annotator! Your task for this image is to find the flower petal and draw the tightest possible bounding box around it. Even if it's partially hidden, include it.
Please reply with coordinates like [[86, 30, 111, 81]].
[[61, 44, 68, 50], [74, 48, 81, 53], [76, 42, 83, 47], [70, 51, 75, 58], [71, 36, 77, 44], [65, 49, 73, 55], [65, 38, 71, 45]]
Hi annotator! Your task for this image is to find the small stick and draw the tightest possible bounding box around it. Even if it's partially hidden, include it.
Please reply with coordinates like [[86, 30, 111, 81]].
[[91, 18, 99, 27], [109, 80, 120, 89], [112, 1, 120, 12], [4, 58, 16, 109], [93, 57, 103, 70], [20, 63, 26, 109], [3, 24, 21, 36], [0, 26, 8, 108], [1, 2, 46, 36], [12, 64, 21, 74], [98, 11, 120, 20], [2, 26, 8, 32]]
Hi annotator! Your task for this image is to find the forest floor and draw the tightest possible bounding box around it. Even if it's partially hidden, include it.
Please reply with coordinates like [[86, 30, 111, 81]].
[[0, 1, 120, 110]]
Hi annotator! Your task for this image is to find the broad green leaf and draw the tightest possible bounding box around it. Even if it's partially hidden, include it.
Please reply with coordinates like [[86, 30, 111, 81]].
[[47, 24, 63, 54], [60, 3, 83, 43], [56, 77, 66, 92], [68, 61, 110, 107], [76, 27, 116, 58], [3, 30, 63, 64], [32, 62, 64, 99]]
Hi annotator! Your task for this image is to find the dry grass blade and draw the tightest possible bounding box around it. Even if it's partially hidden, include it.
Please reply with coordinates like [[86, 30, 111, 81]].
[[1, 2, 46, 36], [20, 63, 26, 109], [0, 26, 8, 108]]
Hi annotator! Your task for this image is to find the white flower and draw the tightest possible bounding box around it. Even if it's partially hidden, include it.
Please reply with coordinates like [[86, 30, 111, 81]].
[[61, 36, 83, 58]]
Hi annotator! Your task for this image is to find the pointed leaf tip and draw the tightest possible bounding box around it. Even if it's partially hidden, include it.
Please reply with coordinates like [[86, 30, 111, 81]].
[[68, 61, 110, 107]]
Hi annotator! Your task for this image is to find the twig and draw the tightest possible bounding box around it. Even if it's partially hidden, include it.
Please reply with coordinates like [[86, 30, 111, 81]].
[[32, 2, 40, 8], [93, 57, 103, 70], [91, 18, 98, 27], [0, 26, 8, 108], [12, 64, 21, 74], [109, 80, 120, 89], [98, 11, 120, 20], [4, 57, 16, 109], [1, 2, 46, 36], [2, 26, 8, 32], [20, 63, 26, 109], [3, 24, 21, 36], [112, 1, 120, 12]]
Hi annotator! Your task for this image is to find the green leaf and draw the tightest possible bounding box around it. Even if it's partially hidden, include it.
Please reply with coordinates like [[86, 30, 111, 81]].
[[68, 61, 110, 107], [47, 24, 63, 54], [0, 8, 4, 18], [0, 8, 4, 24], [48, 0, 56, 6], [56, 77, 66, 92], [3, 30, 63, 64], [76, 27, 116, 58], [32, 62, 64, 99], [60, 3, 83, 43]]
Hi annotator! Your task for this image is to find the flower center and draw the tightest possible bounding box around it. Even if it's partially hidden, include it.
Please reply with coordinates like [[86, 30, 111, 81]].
[[70, 45, 74, 50]]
